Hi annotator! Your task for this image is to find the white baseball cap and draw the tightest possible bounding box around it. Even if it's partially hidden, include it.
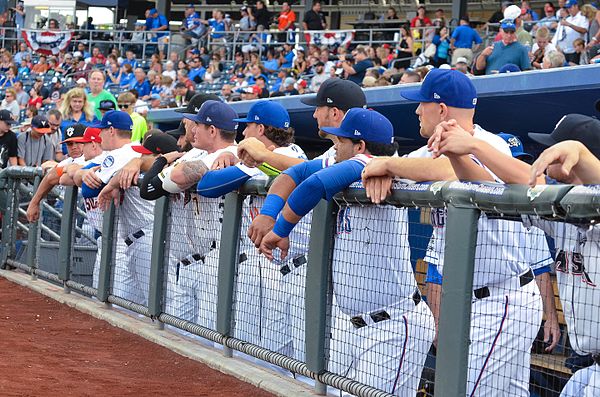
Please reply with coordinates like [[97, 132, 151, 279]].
[[456, 57, 469, 64], [76, 77, 87, 84], [504, 5, 521, 20]]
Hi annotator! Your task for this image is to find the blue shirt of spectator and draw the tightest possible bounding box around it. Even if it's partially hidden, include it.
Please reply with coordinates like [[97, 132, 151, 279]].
[[0, 75, 18, 88], [483, 41, 531, 74], [18, 66, 30, 76], [189, 66, 206, 83], [263, 58, 279, 72], [151, 85, 164, 96], [131, 78, 151, 97], [247, 73, 268, 85], [347, 58, 373, 85], [122, 58, 139, 69], [209, 18, 226, 39], [146, 12, 169, 41], [185, 11, 206, 36], [120, 72, 134, 87], [271, 78, 282, 92], [451, 24, 482, 48], [282, 51, 294, 68]]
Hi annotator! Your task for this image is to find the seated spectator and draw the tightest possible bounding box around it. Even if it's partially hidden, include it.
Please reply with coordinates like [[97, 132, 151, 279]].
[[131, 68, 151, 99], [172, 82, 191, 107], [188, 58, 207, 83], [454, 57, 472, 74], [293, 48, 308, 75], [530, 26, 556, 69], [231, 52, 247, 75], [521, 0, 540, 21], [475, 20, 531, 74], [98, 99, 116, 118], [295, 79, 308, 94], [56, 53, 73, 75], [233, 72, 249, 89], [163, 61, 177, 80], [310, 61, 329, 92], [31, 55, 49, 74], [17, 115, 57, 166], [13, 81, 29, 109], [542, 50, 566, 68], [242, 26, 268, 55], [0, 88, 20, 120], [45, 77, 68, 105], [180, 3, 208, 45], [177, 68, 195, 91], [122, 50, 139, 70], [240, 85, 261, 101], [148, 93, 162, 109], [150, 73, 164, 96], [342, 47, 373, 85], [13, 43, 30, 65], [220, 84, 234, 102], [17, 57, 30, 77], [90, 47, 106, 66], [76, 78, 87, 89], [280, 43, 295, 68], [247, 64, 267, 85], [282, 77, 299, 95], [76, 43, 91, 59], [255, 75, 270, 98], [28, 87, 43, 109], [120, 63, 135, 87], [160, 75, 174, 99], [0, 66, 18, 88], [572, 38, 589, 65], [381, 7, 399, 21], [399, 70, 422, 84], [263, 48, 280, 74], [106, 62, 123, 86], [131, 89, 149, 117]]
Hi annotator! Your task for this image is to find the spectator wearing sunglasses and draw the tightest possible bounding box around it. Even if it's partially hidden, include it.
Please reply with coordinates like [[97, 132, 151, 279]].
[[117, 91, 148, 143]]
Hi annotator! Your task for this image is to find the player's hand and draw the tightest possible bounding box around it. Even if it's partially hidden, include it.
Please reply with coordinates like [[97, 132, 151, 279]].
[[248, 214, 275, 248], [41, 160, 58, 170], [162, 150, 184, 164], [82, 166, 102, 188], [481, 45, 494, 57], [364, 175, 393, 204], [211, 151, 239, 170], [26, 200, 40, 223], [118, 158, 142, 190], [97, 185, 121, 211], [528, 141, 583, 187], [543, 315, 561, 353], [428, 120, 475, 158], [259, 231, 289, 261], [238, 138, 273, 168]]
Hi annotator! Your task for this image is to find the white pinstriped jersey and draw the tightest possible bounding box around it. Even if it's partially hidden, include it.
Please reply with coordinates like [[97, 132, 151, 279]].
[[80, 152, 108, 233]]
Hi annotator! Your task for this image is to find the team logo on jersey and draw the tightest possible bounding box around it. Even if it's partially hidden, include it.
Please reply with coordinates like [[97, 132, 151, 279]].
[[102, 155, 115, 168], [336, 206, 352, 234], [527, 185, 547, 201], [66, 127, 75, 137]]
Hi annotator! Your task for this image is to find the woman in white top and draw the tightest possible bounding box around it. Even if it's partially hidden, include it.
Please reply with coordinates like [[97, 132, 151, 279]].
[[0, 88, 21, 121]]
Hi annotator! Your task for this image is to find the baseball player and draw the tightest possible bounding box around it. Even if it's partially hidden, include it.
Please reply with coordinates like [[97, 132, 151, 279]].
[[196, 100, 309, 359], [361, 69, 543, 396], [26, 123, 86, 223], [258, 108, 435, 396]]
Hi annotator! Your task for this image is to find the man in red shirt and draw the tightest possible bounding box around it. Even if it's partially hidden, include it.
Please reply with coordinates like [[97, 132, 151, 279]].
[[410, 5, 432, 27], [277, 1, 296, 43]]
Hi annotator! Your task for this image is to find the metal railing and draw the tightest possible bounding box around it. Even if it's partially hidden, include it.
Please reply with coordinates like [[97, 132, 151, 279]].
[[1, 166, 597, 396]]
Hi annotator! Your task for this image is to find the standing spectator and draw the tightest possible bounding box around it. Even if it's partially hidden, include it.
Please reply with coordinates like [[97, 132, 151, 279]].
[[303, 1, 327, 30], [31, 55, 49, 74], [131, 68, 151, 99], [12, 1, 24, 33], [395, 25, 414, 70], [82, 16, 95, 30], [17, 115, 57, 166], [489, 1, 511, 24], [410, 5, 432, 27], [239, 6, 256, 41], [251, 0, 271, 30], [209, 10, 228, 50], [475, 20, 531, 74], [87, 70, 119, 119], [146, 8, 169, 57], [180, 4, 207, 45], [122, 50, 139, 69], [534, 3, 559, 34], [310, 61, 329, 92], [0, 88, 19, 120], [46, 108, 63, 161], [0, 109, 17, 168], [342, 47, 373, 85], [278, 2, 296, 43], [521, 0, 540, 20], [59, 88, 97, 148], [451, 16, 482, 65], [433, 8, 446, 27], [13, 81, 29, 109], [552, 0, 588, 63], [432, 26, 451, 66], [76, 42, 91, 59]]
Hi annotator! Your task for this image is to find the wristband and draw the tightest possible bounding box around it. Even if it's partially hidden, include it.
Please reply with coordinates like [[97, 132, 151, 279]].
[[260, 194, 285, 219], [55, 166, 65, 178], [272, 214, 296, 238]]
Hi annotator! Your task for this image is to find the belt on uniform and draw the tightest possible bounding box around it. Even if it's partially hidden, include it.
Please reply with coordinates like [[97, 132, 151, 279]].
[[593, 354, 600, 365], [180, 253, 205, 267], [473, 268, 534, 300], [350, 290, 421, 329], [124, 230, 145, 246], [280, 255, 307, 276]]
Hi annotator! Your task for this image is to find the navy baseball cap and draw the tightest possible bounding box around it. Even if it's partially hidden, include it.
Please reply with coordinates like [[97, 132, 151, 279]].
[[99, 99, 116, 111], [132, 132, 179, 155], [497, 133, 533, 160], [529, 114, 600, 159], [183, 100, 238, 131], [174, 93, 220, 114], [233, 101, 291, 129], [501, 20, 517, 31], [91, 110, 134, 131], [498, 63, 521, 73], [401, 68, 477, 109], [60, 123, 87, 143], [301, 78, 367, 111], [321, 108, 393, 144], [31, 115, 52, 133]]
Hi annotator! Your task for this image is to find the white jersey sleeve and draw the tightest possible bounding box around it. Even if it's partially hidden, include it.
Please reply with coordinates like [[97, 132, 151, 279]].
[[95, 144, 141, 184]]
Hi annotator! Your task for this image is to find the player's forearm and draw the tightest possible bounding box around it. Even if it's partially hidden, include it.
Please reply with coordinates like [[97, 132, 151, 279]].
[[535, 272, 558, 320], [139, 155, 158, 173], [171, 160, 209, 190], [448, 155, 495, 182], [259, 151, 305, 171], [471, 142, 542, 184], [571, 145, 600, 184], [475, 54, 487, 71], [30, 173, 56, 206], [386, 157, 456, 182]]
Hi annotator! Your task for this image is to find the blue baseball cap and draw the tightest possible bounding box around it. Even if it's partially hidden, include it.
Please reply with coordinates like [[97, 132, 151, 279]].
[[233, 101, 291, 129], [501, 20, 517, 31], [497, 133, 533, 160], [91, 110, 133, 131], [401, 68, 477, 109], [183, 100, 238, 131], [149, 8, 158, 14], [498, 63, 521, 73], [321, 108, 394, 144], [566, 0, 578, 7]]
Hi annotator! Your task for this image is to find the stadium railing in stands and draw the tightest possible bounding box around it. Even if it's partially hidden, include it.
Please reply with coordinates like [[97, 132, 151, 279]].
[[2, 166, 598, 397]]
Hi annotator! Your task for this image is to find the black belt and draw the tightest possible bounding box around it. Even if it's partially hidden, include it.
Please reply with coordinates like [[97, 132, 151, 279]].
[[180, 253, 205, 267], [124, 230, 145, 246], [473, 268, 534, 300], [280, 255, 307, 276], [593, 354, 600, 365], [350, 291, 421, 329]]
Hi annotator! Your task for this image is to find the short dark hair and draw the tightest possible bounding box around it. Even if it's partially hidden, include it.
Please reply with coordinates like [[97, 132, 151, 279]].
[[263, 125, 295, 147], [219, 129, 237, 142], [350, 138, 398, 156]]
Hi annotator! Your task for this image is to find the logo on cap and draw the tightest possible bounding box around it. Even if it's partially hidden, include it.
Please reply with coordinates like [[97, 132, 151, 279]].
[[206, 116, 212, 122], [433, 93, 441, 99], [326, 98, 333, 104], [254, 115, 260, 121], [472, 98, 477, 106], [354, 129, 361, 136], [284, 121, 290, 128], [194, 107, 200, 112], [507, 137, 520, 148], [66, 127, 74, 136]]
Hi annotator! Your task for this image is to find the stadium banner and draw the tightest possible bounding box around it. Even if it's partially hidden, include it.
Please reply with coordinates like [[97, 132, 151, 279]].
[[304, 30, 354, 49], [22, 30, 74, 55]]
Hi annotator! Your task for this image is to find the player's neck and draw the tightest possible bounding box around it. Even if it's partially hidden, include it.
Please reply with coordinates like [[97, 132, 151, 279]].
[[206, 139, 235, 154]]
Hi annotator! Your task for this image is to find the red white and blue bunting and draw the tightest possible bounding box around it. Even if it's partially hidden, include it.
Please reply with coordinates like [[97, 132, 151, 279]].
[[304, 30, 354, 49], [21, 30, 74, 56]]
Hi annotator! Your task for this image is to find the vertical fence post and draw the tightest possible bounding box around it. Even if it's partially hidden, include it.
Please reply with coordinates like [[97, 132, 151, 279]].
[[97, 202, 116, 304], [25, 175, 42, 280], [434, 204, 479, 397], [148, 196, 170, 330], [216, 192, 244, 358], [57, 186, 78, 292], [0, 177, 17, 268], [305, 199, 337, 396]]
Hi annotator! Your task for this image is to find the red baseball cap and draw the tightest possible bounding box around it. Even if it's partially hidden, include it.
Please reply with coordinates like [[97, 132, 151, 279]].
[[71, 127, 102, 144]]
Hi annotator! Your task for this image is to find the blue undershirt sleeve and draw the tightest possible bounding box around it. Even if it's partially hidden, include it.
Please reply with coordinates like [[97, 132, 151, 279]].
[[425, 263, 443, 285], [282, 159, 325, 186], [197, 166, 252, 198]]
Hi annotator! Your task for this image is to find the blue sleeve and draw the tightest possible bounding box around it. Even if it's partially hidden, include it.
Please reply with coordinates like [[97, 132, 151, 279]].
[[80, 162, 105, 199], [533, 264, 551, 276], [282, 158, 324, 185], [473, 30, 482, 44], [160, 15, 168, 28], [287, 159, 364, 217], [451, 28, 459, 40], [432, 35, 441, 46], [520, 49, 531, 70], [197, 167, 251, 198], [425, 263, 443, 285]]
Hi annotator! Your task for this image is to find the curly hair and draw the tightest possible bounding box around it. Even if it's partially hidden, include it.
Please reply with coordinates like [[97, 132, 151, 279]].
[[263, 125, 295, 147]]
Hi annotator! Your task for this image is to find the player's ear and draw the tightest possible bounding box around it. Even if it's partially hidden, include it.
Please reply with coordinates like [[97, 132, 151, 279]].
[[439, 103, 449, 120], [355, 139, 367, 154]]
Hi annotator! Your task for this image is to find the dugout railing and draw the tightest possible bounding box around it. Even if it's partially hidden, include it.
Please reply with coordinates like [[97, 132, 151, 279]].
[[1, 165, 599, 397]]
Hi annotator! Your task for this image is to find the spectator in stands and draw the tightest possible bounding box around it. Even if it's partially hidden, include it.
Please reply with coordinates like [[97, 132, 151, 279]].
[[530, 26, 556, 68], [17, 115, 57, 166], [262, 48, 280, 74], [13, 81, 28, 109], [475, 20, 531, 74], [396, 25, 414, 70], [512, 10, 533, 49], [106, 62, 123, 86], [255, 75, 270, 98], [45, 77, 67, 106], [279, 43, 295, 69], [411, 5, 432, 27], [0, 65, 18, 88], [98, 99, 116, 116], [76, 43, 91, 59], [59, 88, 97, 144], [278, 2, 296, 43], [188, 58, 206, 83], [433, 8, 446, 27], [13, 42, 29, 64], [208, 10, 228, 50], [581, 4, 599, 46], [87, 70, 119, 119], [251, 0, 271, 30], [455, 57, 472, 74], [55, 53, 73, 75], [521, 0, 540, 20], [176, 69, 195, 92], [489, 1, 511, 24], [240, 85, 261, 101], [122, 50, 139, 70], [131, 68, 151, 100], [571, 37, 589, 64], [535, 2, 558, 33], [431, 26, 451, 67], [552, 0, 588, 63], [46, 109, 62, 159], [146, 8, 169, 57], [148, 93, 162, 110], [31, 55, 49, 74], [342, 47, 373, 85], [310, 61, 329, 92], [72, 57, 91, 80], [90, 47, 106, 66], [319, 48, 334, 73], [17, 57, 29, 77], [180, 3, 207, 45], [82, 16, 95, 30], [163, 61, 177, 81], [48, 18, 59, 30], [28, 86, 42, 109], [12, 1, 25, 33], [381, 7, 399, 21], [247, 64, 267, 85], [270, 69, 287, 92], [0, 88, 19, 121], [282, 77, 299, 95], [173, 82, 189, 107], [220, 84, 234, 102], [239, 6, 256, 41], [293, 48, 308, 75], [119, 63, 135, 88], [0, 109, 17, 168], [450, 16, 482, 66], [295, 79, 308, 95], [542, 49, 566, 67], [399, 70, 421, 84], [303, 1, 327, 30]]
